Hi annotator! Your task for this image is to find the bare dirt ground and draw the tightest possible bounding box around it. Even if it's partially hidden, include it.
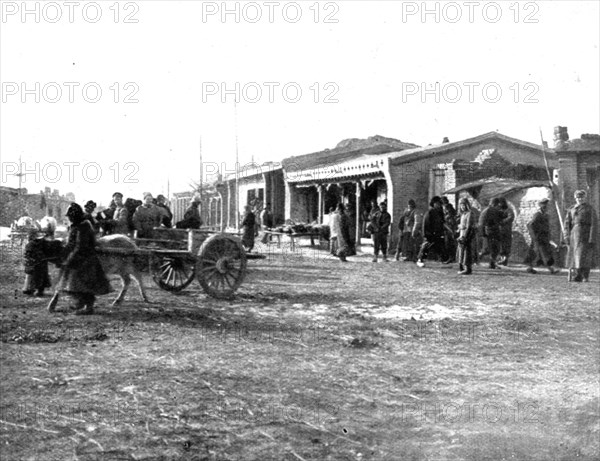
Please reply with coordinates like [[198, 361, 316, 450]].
[[1, 240, 599, 461]]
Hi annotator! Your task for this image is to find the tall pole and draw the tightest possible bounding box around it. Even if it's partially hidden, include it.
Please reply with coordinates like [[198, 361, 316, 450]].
[[199, 136, 203, 197], [11, 154, 26, 215], [199, 136, 203, 224], [234, 100, 240, 229], [539, 128, 565, 237]]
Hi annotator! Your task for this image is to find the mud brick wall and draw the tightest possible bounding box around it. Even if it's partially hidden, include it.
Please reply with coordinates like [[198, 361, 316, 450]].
[[387, 139, 554, 251]]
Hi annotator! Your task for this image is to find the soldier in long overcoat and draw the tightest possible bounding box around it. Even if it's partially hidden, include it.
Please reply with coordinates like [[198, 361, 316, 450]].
[[59, 203, 111, 315], [565, 190, 598, 282]]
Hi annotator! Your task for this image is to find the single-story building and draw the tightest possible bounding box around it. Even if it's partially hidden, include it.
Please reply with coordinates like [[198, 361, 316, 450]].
[[173, 130, 572, 263], [554, 127, 600, 265]]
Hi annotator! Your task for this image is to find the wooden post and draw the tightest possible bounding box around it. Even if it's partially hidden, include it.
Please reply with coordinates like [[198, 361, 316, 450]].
[[227, 181, 232, 229], [188, 229, 194, 253], [355, 182, 361, 246], [317, 185, 324, 224]]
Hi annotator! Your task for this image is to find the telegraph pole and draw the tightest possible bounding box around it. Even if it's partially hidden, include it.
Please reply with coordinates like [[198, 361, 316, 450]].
[[11, 155, 27, 215], [234, 101, 240, 230], [199, 136, 204, 224]]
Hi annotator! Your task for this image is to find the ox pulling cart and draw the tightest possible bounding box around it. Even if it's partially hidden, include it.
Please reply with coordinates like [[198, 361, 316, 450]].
[[98, 228, 249, 300]]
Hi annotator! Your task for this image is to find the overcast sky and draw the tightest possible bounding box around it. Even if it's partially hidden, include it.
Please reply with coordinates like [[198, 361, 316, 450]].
[[1, 0, 599, 206]]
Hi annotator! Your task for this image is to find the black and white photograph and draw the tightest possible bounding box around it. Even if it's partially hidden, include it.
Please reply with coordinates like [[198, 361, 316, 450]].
[[1, 1, 599, 460]]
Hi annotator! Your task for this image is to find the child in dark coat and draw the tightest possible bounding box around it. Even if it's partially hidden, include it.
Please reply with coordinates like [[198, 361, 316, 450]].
[[22, 229, 51, 296]]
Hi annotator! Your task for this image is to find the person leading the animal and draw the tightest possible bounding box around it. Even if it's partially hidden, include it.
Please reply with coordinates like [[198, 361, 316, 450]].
[[56, 203, 111, 315]]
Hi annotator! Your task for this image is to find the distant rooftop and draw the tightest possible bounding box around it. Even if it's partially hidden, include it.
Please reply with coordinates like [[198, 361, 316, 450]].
[[282, 135, 420, 170], [555, 134, 600, 153]]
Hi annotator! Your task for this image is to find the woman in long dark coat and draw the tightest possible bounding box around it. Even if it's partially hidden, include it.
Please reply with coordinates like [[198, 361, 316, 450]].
[[59, 203, 111, 315], [565, 190, 598, 282]]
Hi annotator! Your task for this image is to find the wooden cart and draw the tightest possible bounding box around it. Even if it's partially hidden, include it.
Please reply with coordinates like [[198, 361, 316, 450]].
[[134, 228, 248, 299]]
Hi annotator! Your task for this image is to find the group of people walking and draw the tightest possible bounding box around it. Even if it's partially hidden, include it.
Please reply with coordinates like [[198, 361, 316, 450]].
[[328, 190, 597, 281]]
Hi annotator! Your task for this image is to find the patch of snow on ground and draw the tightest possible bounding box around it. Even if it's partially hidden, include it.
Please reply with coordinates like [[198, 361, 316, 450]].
[[341, 301, 493, 321]]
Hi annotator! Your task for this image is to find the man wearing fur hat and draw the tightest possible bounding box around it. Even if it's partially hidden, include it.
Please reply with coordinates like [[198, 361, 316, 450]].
[[565, 190, 598, 282]]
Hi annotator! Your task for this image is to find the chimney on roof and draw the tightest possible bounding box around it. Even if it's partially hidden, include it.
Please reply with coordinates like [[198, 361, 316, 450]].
[[542, 141, 548, 149], [553, 126, 569, 147], [442, 137, 449, 143]]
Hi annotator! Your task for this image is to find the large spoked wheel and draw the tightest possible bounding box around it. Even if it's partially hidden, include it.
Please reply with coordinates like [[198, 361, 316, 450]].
[[197, 234, 247, 299], [152, 254, 196, 292]]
